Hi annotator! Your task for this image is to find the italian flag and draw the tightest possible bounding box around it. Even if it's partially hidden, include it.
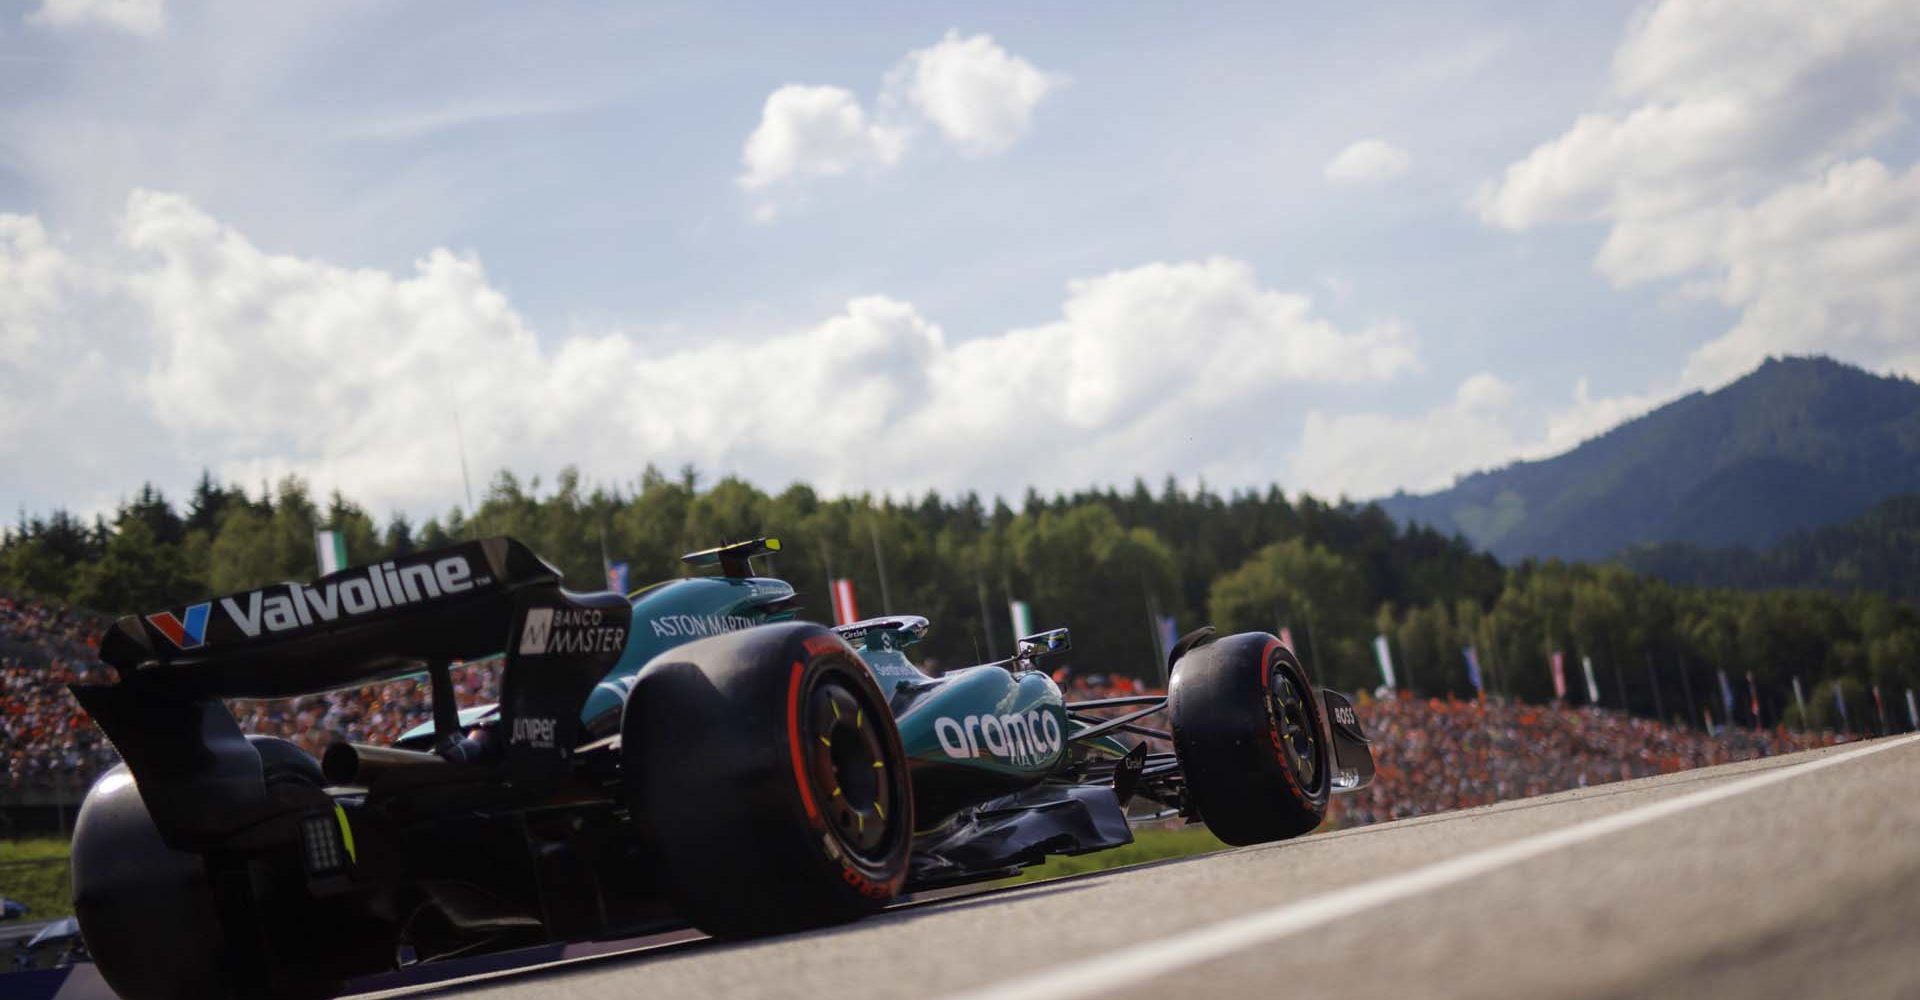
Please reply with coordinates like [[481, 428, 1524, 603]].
[[316, 530, 348, 576]]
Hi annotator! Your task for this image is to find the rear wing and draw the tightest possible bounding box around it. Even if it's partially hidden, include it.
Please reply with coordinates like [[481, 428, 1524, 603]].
[[97, 537, 558, 698], [74, 537, 632, 847]]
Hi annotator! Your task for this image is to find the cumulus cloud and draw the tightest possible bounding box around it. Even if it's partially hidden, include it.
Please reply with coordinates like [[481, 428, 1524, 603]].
[[1291, 374, 1519, 498], [737, 85, 909, 191], [885, 31, 1062, 156], [1324, 139, 1412, 185], [3, 194, 1415, 517], [1290, 373, 1665, 499], [1475, 0, 1920, 385], [738, 31, 1058, 208], [26, 0, 163, 35]]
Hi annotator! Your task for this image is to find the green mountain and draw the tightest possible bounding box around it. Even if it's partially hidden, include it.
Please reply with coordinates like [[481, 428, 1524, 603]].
[[1375, 357, 1920, 563], [1620, 492, 1920, 599]]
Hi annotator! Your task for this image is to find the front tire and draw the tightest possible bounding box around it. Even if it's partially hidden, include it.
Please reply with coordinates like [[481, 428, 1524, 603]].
[[623, 623, 913, 937], [1169, 633, 1330, 845]]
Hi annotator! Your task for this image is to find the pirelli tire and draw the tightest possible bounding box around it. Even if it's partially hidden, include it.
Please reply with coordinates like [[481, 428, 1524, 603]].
[[623, 621, 913, 938], [70, 738, 338, 1000], [1169, 632, 1331, 846]]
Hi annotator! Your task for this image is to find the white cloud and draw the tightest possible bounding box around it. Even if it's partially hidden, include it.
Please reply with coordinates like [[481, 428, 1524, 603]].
[[1291, 372, 1668, 499], [737, 31, 1058, 209], [4, 193, 1416, 517], [885, 30, 1061, 156], [0, 215, 76, 359], [1688, 158, 1920, 384], [1475, 0, 1920, 385], [737, 85, 909, 191], [1532, 377, 1667, 457], [26, 0, 162, 35], [1323, 139, 1412, 185], [1291, 373, 1518, 498]]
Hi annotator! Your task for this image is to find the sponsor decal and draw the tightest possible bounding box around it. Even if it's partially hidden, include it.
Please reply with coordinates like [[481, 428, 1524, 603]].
[[511, 716, 557, 749], [518, 606, 626, 657], [841, 866, 894, 900], [207, 555, 486, 642], [649, 612, 755, 638], [520, 608, 554, 654], [802, 634, 845, 658], [147, 602, 212, 650], [1332, 703, 1359, 728], [933, 709, 1064, 767]]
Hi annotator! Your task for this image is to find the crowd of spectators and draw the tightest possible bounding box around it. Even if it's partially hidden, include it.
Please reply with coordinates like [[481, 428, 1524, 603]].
[[0, 597, 117, 789], [0, 594, 1852, 834], [228, 664, 502, 758], [1051, 672, 1845, 827], [1328, 691, 1842, 827]]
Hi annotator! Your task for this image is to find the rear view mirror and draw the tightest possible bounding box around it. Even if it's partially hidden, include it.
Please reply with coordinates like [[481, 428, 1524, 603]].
[[1015, 627, 1072, 672]]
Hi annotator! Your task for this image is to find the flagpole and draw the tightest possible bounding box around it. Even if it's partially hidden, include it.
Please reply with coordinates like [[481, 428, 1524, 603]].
[[1676, 654, 1698, 731], [976, 571, 999, 662], [1143, 583, 1161, 685], [868, 515, 893, 615], [1644, 651, 1665, 722], [453, 408, 478, 537]]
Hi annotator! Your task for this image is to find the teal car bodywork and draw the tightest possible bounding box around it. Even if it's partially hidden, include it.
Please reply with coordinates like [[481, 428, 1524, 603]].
[[401, 569, 1130, 812]]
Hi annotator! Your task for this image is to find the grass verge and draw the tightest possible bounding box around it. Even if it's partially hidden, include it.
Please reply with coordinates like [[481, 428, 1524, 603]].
[[1, 838, 74, 920], [1002, 824, 1228, 884]]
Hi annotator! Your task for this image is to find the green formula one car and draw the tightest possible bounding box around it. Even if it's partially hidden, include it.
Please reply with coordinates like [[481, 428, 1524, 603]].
[[67, 536, 1374, 999]]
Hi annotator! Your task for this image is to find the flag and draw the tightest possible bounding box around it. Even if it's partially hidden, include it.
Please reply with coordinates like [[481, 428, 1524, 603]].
[[1462, 645, 1484, 695], [1009, 599, 1034, 643], [1550, 651, 1567, 700], [831, 579, 859, 626], [1278, 626, 1295, 652], [1582, 655, 1601, 705], [1372, 634, 1397, 690], [1907, 689, 1918, 732], [315, 529, 347, 576], [1747, 671, 1762, 729], [605, 561, 629, 595], [1873, 685, 1887, 733], [1834, 684, 1851, 732], [1792, 676, 1807, 722], [1718, 669, 1735, 720]]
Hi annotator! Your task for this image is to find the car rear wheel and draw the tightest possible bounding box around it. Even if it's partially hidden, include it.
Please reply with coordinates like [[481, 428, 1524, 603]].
[[1168, 632, 1330, 845], [73, 739, 346, 1000], [622, 622, 913, 937]]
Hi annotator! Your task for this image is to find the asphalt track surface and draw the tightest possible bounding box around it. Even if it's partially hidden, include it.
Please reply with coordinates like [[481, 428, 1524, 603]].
[[352, 734, 1920, 1000]]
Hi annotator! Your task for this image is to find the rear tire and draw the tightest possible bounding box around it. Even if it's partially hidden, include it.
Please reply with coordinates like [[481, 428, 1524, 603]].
[[73, 743, 349, 1000], [71, 765, 234, 1000], [1169, 633, 1330, 845], [623, 622, 913, 937]]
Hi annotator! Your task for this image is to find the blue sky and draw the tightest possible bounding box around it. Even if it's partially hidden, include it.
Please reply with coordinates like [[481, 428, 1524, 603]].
[[3, 0, 1917, 522]]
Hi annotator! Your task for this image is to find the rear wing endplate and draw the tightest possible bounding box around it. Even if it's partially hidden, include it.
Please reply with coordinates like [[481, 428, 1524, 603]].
[[1321, 689, 1376, 793]]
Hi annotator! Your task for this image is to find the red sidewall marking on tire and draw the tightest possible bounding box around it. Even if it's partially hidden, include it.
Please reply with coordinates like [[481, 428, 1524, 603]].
[[1261, 638, 1286, 761], [1263, 639, 1315, 804], [787, 660, 821, 821]]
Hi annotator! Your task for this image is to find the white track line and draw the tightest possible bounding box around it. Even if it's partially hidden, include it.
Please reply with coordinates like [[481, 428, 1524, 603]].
[[945, 734, 1920, 1000]]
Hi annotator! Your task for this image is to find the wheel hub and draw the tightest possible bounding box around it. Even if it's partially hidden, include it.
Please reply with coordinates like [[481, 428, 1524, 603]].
[[1270, 670, 1320, 790], [804, 678, 895, 860]]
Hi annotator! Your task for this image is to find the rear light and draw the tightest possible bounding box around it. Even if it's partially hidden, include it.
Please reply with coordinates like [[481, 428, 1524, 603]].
[[301, 812, 350, 875]]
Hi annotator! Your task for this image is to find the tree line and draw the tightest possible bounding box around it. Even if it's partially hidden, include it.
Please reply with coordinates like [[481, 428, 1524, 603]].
[[5, 468, 1916, 732]]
